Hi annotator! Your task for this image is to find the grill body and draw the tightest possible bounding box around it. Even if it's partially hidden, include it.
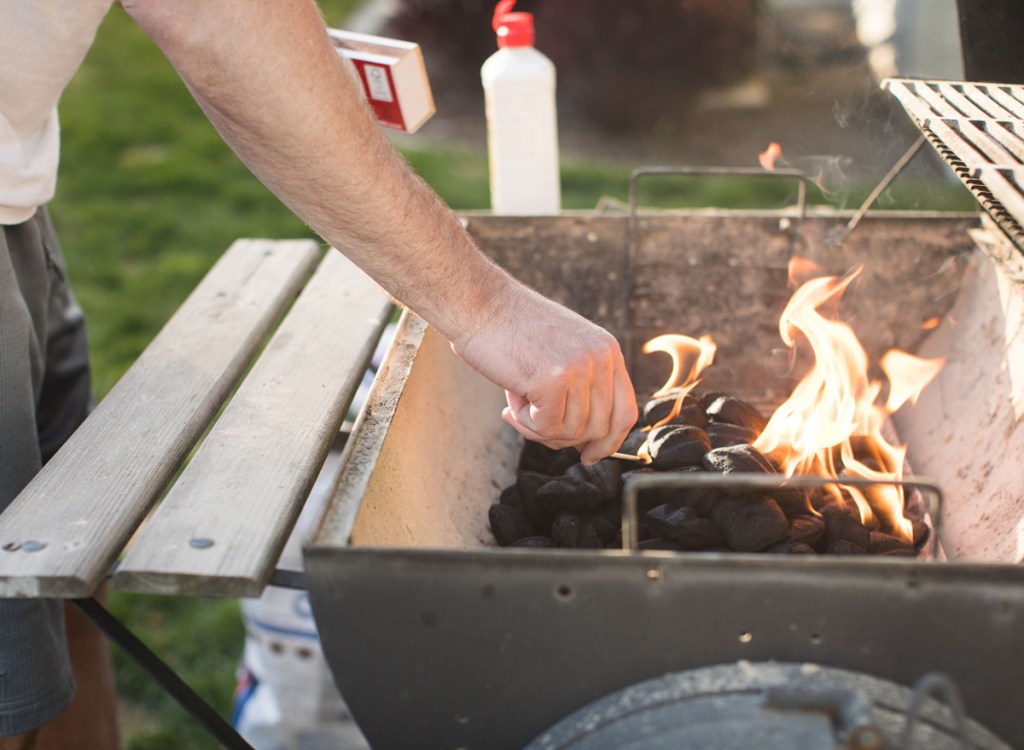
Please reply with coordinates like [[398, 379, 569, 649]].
[[306, 213, 1023, 749]]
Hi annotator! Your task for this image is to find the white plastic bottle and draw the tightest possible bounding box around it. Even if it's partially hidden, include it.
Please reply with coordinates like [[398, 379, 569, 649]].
[[481, 1, 561, 215]]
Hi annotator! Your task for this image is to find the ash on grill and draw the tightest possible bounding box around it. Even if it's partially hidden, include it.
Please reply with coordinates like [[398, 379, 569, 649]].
[[489, 390, 927, 556]]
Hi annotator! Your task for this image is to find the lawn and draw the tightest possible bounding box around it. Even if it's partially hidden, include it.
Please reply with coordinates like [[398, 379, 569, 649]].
[[50, 3, 974, 748]]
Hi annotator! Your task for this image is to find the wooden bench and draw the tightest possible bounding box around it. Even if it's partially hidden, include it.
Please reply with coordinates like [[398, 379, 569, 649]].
[[0, 238, 393, 600]]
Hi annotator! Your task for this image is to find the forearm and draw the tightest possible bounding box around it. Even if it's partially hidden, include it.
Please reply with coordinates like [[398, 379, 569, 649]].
[[122, 0, 638, 460], [122, 0, 509, 343]]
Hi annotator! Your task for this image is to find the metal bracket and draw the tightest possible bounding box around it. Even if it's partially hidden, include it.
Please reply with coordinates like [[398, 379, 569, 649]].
[[72, 597, 255, 750]]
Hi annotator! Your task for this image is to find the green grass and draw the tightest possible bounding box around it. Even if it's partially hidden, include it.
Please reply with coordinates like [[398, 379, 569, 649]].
[[50, 4, 974, 748]]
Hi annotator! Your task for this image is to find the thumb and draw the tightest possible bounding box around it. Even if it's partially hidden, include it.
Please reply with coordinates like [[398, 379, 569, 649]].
[[505, 390, 539, 433]]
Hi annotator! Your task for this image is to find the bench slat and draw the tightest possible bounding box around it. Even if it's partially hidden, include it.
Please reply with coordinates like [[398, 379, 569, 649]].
[[0, 239, 319, 597], [114, 251, 392, 597]]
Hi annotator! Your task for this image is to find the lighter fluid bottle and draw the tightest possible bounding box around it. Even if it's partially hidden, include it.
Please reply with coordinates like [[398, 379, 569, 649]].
[[481, 0, 561, 215]]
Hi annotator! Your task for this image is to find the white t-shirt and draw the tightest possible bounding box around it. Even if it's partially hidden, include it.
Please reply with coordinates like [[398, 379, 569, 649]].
[[0, 1, 114, 225]]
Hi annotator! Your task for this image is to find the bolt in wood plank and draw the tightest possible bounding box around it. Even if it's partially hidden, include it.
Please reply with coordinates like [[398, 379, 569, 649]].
[[114, 251, 392, 597], [0, 239, 320, 597]]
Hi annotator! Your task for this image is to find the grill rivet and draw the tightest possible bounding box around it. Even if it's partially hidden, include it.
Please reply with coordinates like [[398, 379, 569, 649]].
[[189, 538, 214, 549], [21, 541, 45, 552]]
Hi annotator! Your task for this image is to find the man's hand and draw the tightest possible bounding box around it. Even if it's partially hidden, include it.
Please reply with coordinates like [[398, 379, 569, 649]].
[[451, 281, 637, 465]]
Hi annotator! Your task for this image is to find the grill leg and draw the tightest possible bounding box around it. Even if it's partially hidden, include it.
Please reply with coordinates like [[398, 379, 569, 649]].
[[72, 597, 254, 750]]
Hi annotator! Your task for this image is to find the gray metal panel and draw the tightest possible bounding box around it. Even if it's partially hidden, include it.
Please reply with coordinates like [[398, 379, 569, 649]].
[[305, 548, 1024, 750], [465, 213, 974, 400]]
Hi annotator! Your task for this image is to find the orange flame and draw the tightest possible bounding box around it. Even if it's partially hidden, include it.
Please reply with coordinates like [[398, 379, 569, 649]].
[[642, 334, 717, 427], [788, 256, 827, 288], [759, 142, 783, 170], [641, 260, 943, 542], [920, 317, 940, 330], [749, 262, 944, 540]]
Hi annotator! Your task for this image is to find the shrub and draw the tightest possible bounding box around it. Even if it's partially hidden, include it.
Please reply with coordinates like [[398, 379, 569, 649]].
[[386, 0, 757, 132]]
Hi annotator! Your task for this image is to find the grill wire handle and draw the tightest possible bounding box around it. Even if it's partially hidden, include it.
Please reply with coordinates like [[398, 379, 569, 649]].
[[627, 165, 810, 239], [899, 672, 971, 749], [620, 472, 946, 555], [623, 166, 810, 373]]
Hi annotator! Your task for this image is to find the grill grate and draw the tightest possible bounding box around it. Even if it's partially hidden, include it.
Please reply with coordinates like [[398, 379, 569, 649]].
[[885, 78, 1024, 249]]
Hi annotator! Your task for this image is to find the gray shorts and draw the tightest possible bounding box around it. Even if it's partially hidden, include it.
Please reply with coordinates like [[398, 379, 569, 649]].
[[0, 208, 92, 735]]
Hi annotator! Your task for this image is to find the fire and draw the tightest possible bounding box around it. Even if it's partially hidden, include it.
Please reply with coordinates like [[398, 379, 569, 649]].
[[751, 263, 944, 540], [759, 141, 783, 170], [787, 256, 826, 288], [642, 334, 717, 427], [645, 334, 717, 397], [644, 260, 944, 542]]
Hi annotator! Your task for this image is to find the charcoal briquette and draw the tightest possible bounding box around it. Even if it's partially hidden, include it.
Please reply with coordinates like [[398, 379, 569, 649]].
[[622, 468, 676, 510], [706, 422, 759, 449], [644, 390, 707, 428], [711, 495, 790, 552], [643, 392, 680, 426], [705, 396, 768, 432], [879, 547, 917, 557], [773, 486, 814, 516], [511, 536, 556, 548], [702, 444, 776, 484], [786, 514, 825, 547], [581, 511, 619, 543], [518, 440, 560, 475], [618, 427, 648, 456], [764, 541, 817, 554], [566, 458, 622, 499], [645, 504, 723, 550], [549, 448, 581, 476], [537, 475, 606, 513], [639, 537, 684, 551], [517, 471, 556, 528], [827, 539, 869, 555], [869, 531, 915, 555], [647, 425, 711, 470], [821, 504, 871, 550], [499, 484, 520, 508], [551, 512, 603, 549], [590, 500, 623, 526], [488, 504, 537, 546]]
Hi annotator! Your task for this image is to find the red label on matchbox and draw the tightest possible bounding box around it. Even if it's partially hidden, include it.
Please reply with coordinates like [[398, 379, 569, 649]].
[[329, 28, 436, 133]]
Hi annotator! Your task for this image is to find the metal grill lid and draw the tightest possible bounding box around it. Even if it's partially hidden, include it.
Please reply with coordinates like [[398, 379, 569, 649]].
[[885, 78, 1024, 249]]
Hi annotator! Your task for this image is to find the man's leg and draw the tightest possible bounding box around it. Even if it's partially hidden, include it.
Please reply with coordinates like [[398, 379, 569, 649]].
[[35, 593, 120, 750], [30, 211, 119, 750], [0, 211, 115, 748]]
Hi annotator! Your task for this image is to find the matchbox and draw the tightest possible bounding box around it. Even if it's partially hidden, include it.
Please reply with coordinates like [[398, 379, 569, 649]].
[[328, 28, 436, 133]]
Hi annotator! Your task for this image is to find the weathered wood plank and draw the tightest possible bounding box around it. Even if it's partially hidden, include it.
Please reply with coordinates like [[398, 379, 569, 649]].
[[114, 251, 392, 597], [0, 239, 320, 597]]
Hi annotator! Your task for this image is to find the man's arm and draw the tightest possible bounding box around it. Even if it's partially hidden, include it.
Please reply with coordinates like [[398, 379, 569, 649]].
[[120, 0, 637, 463]]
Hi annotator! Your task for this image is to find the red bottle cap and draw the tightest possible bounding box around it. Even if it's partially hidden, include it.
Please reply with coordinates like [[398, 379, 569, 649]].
[[492, 0, 534, 48]]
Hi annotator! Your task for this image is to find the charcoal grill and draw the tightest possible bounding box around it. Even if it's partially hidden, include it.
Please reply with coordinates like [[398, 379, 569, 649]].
[[303, 80, 1024, 749]]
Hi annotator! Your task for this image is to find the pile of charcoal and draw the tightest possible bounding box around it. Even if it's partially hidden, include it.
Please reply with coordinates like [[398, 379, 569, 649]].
[[489, 391, 928, 556]]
